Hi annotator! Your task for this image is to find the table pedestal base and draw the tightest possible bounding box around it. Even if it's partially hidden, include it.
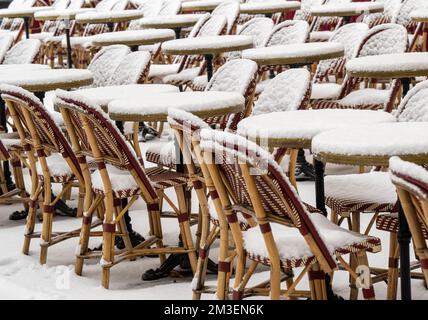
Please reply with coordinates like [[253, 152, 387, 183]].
[[296, 149, 315, 181]]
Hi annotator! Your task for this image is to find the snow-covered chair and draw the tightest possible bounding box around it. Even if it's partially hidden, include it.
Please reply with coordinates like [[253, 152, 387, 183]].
[[0, 34, 15, 63], [2, 38, 42, 64], [294, 0, 325, 25], [311, 23, 368, 101], [0, 0, 36, 41], [211, 0, 240, 35], [362, 0, 401, 28], [312, 24, 408, 111], [146, 59, 259, 169], [108, 50, 151, 85], [156, 15, 227, 88], [324, 79, 428, 300], [309, 0, 352, 42], [0, 84, 86, 265], [199, 128, 380, 300], [87, 44, 130, 87], [189, 17, 274, 91], [54, 89, 197, 289]]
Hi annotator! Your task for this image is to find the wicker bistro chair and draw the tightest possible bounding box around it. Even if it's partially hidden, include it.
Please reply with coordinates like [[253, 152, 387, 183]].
[[2, 38, 42, 64], [211, 0, 240, 35], [0, 84, 87, 265], [0, 0, 37, 42], [312, 24, 408, 111], [0, 34, 15, 63], [198, 129, 381, 300], [146, 58, 259, 169], [310, 23, 368, 101], [0, 133, 28, 210], [362, 0, 401, 28], [294, 0, 325, 26], [54, 90, 197, 289], [108, 50, 151, 85], [167, 108, 256, 300], [388, 157, 428, 291], [324, 79, 428, 300]]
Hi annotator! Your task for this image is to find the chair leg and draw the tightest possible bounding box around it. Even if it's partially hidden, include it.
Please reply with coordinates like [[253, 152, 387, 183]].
[[115, 198, 133, 252], [101, 196, 115, 289], [357, 251, 376, 300], [0, 163, 8, 194], [330, 209, 339, 224], [40, 181, 53, 265], [386, 232, 399, 300], [147, 201, 166, 264], [309, 264, 327, 300], [76, 185, 85, 218], [349, 212, 361, 300], [11, 158, 28, 210]]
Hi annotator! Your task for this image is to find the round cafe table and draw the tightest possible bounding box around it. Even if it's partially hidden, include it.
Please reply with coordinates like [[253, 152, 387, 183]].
[[312, 122, 428, 301], [0, 6, 52, 38], [0, 63, 50, 72], [162, 35, 254, 81], [34, 8, 95, 68], [75, 10, 145, 31], [240, 1, 300, 17], [91, 29, 176, 51], [242, 42, 344, 67], [181, 0, 225, 12], [108, 90, 244, 280], [139, 14, 204, 39], [346, 52, 428, 96], [310, 2, 384, 23], [411, 10, 428, 52]]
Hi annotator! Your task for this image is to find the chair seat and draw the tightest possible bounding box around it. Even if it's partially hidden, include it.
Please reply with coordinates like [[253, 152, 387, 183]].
[[0, 132, 21, 150], [376, 213, 428, 239], [311, 82, 342, 100], [244, 212, 381, 269], [325, 172, 397, 214], [208, 199, 252, 231], [149, 63, 180, 79], [312, 89, 390, 110], [189, 74, 208, 91], [36, 153, 75, 183], [61, 36, 94, 48], [91, 164, 188, 198], [146, 140, 176, 169], [309, 31, 334, 42], [30, 32, 55, 41], [163, 67, 202, 86]]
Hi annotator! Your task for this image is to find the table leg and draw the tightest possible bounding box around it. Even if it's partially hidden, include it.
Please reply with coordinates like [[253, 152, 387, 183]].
[[174, 27, 181, 39], [130, 45, 138, 52], [107, 22, 114, 32], [24, 17, 30, 39], [205, 54, 214, 82], [64, 21, 73, 69], [402, 77, 411, 96], [314, 158, 327, 216], [296, 149, 315, 181]]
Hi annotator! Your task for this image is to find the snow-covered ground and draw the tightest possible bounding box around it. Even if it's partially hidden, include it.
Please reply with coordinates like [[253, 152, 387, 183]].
[[0, 145, 427, 300]]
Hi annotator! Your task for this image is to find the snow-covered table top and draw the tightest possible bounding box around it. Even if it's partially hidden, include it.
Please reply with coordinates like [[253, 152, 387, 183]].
[[108, 91, 244, 122], [73, 84, 179, 109], [410, 10, 428, 22], [237, 109, 395, 148], [75, 10, 144, 24], [0, 6, 52, 18], [0, 69, 93, 92], [310, 2, 384, 17], [312, 122, 428, 166], [162, 35, 254, 55], [91, 29, 175, 47], [240, 1, 300, 15], [0, 63, 50, 71], [34, 8, 95, 20], [139, 14, 204, 29], [346, 52, 428, 79], [181, 0, 224, 12], [242, 42, 344, 66]]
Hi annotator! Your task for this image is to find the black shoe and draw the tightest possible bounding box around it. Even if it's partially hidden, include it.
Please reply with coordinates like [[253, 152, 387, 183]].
[[9, 210, 28, 221], [115, 230, 145, 249], [54, 199, 77, 217]]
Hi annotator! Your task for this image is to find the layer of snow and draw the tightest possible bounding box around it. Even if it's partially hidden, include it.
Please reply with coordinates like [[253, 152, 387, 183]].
[[410, 9, 428, 21], [181, 0, 225, 10], [196, 15, 226, 37], [109, 51, 151, 86], [242, 42, 344, 62], [91, 164, 138, 193], [162, 66, 201, 84], [35, 153, 74, 177], [3, 39, 41, 65], [0, 69, 93, 87], [338, 88, 390, 106], [91, 29, 175, 44], [346, 52, 428, 75], [309, 31, 333, 42], [237, 17, 273, 48], [74, 84, 179, 106], [108, 91, 244, 116], [148, 63, 180, 78], [325, 172, 397, 205], [211, 0, 239, 34], [167, 108, 210, 130], [312, 122, 428, 157], [34, 8, 94, 20], [389, 156, 428, 192], [75, 9, 143, 22], [238, 109, 395, 141], [0, 6, 51, 17], [396, 80, 428, 122], [310, 2, 384, 16], [310, 82, 342, 100], [145, 140, 176, 166], [0, 34, 14, 62], [266, 20, 309, 47], [139, 14, 204, 28], [162, 35, 254, 53], [252, 68, 310, 115], [240, 1, 300, 13], [396, 0, 428, 28]]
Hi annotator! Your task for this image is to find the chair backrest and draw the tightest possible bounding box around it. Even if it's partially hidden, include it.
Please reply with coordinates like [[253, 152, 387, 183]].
[[0, 34, 14, 64], [314, 23, 368, 83], [68, 0, 85, 9], [395, 80, 428, 122], [188, 13, 211, 38], [54, 90, 158, 203], [0, 84, 82, 180], [238, 17, 274, 48], [205, 58, 259, 130], [362, 0, 402, 28], [196, 14, 227, 37], [95, 0, 121, 11], [294, 0, 325, 24], [311, 0, 352, 32], [53, 0, 70, 9], [356, 23, 408, 58], [252, 69, 311, 115], [108, 51, 151, 85], [265, 20, 309, 47], [159, 0, 181, 15], [211, 0, 240, 34], [389, 156, 428, 276], [396, 0, 428, 33], [2, 39, 41, 64], [88, 45, 130, 87], [199, 129, 337, 272]]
